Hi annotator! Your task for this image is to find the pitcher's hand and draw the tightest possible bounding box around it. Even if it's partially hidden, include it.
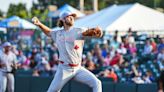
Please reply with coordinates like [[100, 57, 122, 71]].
[[32, 17, 41, 26], [0, 63, 6, 68]]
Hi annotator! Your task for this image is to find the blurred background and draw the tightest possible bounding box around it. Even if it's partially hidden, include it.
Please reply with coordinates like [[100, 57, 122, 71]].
[[0, 0, 164, 92]]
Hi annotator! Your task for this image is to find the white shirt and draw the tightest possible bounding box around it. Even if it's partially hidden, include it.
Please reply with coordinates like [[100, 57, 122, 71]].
[[50, 27, 85, 65], [157, 53, 164, 61], [128, 36, 135, 43], [117, 47, 127, 55], [143, 45, 153, 55], [35, 57, 49, 71], [0, 51, 17, 72], [18, 55, 26, 64]]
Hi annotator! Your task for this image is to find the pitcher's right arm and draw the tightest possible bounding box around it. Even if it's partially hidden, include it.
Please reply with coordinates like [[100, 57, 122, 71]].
[[32, 17, 51, 36]]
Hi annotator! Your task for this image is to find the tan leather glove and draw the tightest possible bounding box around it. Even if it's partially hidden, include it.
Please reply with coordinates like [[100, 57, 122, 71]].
[[82, 27, 103, 38]]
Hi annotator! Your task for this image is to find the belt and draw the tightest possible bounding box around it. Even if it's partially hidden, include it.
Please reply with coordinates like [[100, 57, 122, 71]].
[[60, 61, 79, 67], [0, 70, 13, 74]]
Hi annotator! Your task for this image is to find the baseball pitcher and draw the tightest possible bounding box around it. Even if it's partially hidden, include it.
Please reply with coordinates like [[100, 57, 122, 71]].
[[32, 11, 103, 92]]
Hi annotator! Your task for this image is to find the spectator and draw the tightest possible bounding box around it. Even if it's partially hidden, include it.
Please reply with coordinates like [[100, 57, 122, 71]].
[[123, 37, 130, 49], [103, 52, 112, 66], [130, 52, 139, 64], [97, 68, 118, 82], [143, 70, 155, 83], [32, 56, 51, 77], [10, 45, 19, 55], [131, 63, 144, 84], [109, 46, 116, 58], [143, 39, 153, 55], [81, 54, 87, 67], [157, 48, 164, 71], [92, 47, 104, 67], [34, 49, 43, 63], [17, 50, 27, 68], [150, 38, 157, 53], [132, 76, 145, 84], [128, 43, 137, 54], [114, 30, 122, 43], [127, 28, 135, 44], [109, 51, 124, 67], [158, 38, 164, 53], [110, 36, 120, 50], [117, 43, 127, 55], [49, 53, 59, 74], [29, 47, 38, 68], [85, 59, 96, 72], [155, 35, 161, 44], [40, 48, 49, 61], [94, 43, 100, 54], [101, 43, 109, 58], [107, 68, 118, 82], [21, 54, 31, 70]]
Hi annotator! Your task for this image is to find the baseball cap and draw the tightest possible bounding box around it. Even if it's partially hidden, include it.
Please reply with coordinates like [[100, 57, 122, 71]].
[[59, 11, 77, 19], [3, 42, 12, 47]]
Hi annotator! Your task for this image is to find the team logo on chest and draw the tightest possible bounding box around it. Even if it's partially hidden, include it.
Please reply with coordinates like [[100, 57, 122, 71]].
[[74, 45, 79, 50]]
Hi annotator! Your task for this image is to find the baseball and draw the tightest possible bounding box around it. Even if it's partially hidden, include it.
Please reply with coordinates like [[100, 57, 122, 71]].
[[32, 17, 38, 23]]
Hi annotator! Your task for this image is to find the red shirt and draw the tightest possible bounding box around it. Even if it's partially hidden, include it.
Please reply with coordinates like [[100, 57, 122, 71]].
[[151, 42, 157, 53], [109, 53, 121, 66], [108, 72, 118, 82]]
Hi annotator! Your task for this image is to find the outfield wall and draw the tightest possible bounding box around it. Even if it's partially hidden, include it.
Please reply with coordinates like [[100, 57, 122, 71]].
[[15, 76, 158, 92]]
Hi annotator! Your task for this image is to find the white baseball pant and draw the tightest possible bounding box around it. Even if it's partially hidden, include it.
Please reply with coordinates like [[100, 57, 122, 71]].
[[0, 71, 14, 92], [47, 64, 102, 92]]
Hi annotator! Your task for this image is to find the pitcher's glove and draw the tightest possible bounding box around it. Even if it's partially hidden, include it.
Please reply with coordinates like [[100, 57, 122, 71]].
[[82, 27, 103, 38]]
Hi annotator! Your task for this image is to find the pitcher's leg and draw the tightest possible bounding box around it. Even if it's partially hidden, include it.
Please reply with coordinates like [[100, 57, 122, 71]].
[[7, 74, 14, 92], [47, 65, 74, 92], [74, 67, 102, 92]]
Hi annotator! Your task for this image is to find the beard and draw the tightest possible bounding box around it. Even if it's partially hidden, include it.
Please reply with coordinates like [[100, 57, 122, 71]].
[[65, 20, 73, 26], [4, 49, 10, 53]]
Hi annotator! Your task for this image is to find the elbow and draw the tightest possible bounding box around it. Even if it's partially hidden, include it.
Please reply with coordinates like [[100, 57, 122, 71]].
[[44, 31, 51, 37]]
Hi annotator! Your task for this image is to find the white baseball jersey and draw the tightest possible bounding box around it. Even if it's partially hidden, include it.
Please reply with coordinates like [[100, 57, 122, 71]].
[[0, 51, 16, 92], [50, 27, 85, 65], [47, 27, 102, 92], [0, 51, 17, 72]]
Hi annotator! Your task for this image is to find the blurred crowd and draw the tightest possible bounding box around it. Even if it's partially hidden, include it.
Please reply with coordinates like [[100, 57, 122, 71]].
[[0, 29, 164, 85]]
